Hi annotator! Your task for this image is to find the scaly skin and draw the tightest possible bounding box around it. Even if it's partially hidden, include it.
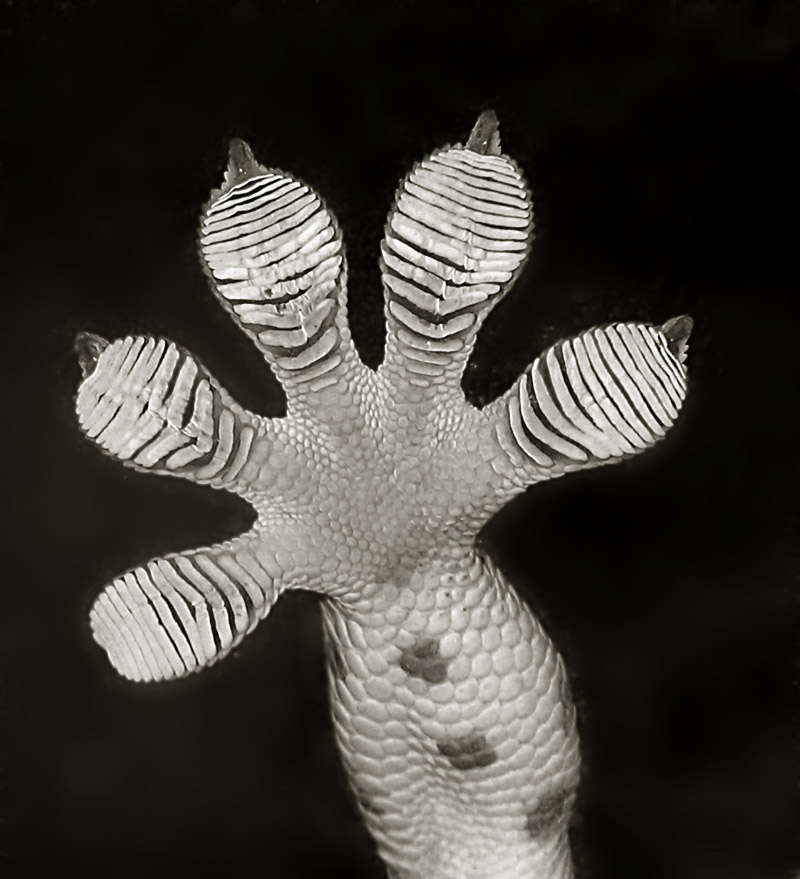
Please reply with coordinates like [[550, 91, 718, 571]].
[[73, 112, 691, 879]]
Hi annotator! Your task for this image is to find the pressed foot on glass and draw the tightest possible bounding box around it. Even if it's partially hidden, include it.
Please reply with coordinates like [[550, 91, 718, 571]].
[[74, 111, 692, 879]]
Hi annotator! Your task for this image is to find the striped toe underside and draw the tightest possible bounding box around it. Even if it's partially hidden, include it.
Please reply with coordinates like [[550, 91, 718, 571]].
[[89, 537, 282, 682], [380, 141, 534, 381], [200, 144, 349, 391], [75, 335, 258, 482], [498, 320, 689, 475]]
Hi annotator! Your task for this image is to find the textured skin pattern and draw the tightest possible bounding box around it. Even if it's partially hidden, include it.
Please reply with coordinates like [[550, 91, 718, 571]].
[[73, 112, 691, 879]]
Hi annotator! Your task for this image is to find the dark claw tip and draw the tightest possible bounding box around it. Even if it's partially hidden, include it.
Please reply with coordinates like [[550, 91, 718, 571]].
[[75, 332, 109, 378], [659, 314, 693, 364], [466, 110, 502, 156], [223, 138, 262, 191]]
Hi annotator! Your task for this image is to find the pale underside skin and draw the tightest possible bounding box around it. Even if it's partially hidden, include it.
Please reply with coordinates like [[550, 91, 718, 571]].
[[74, 112, 692, 879]]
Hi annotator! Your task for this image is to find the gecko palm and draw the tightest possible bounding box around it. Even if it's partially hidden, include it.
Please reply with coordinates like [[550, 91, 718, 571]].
[[75, 112, 691, 879]]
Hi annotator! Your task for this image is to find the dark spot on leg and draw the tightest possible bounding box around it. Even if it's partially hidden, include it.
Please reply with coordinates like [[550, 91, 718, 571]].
[[437, 733, 497, 770], [526, 789, 569, 837], [399, 637, 449, 683]]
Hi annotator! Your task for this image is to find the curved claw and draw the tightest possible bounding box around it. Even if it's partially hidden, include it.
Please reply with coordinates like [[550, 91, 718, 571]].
[[220, 138, 267, 194], [74, 331, 109, 379], [660, 314, 693, 364], [466, 109, 502, 156]]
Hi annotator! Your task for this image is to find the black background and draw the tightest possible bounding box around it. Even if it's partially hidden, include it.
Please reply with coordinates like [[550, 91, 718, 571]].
[[2, 1, 799, 877]]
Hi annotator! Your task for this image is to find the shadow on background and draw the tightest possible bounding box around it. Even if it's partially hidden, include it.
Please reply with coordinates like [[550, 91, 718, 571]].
[[2, 1, 798, 878]]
